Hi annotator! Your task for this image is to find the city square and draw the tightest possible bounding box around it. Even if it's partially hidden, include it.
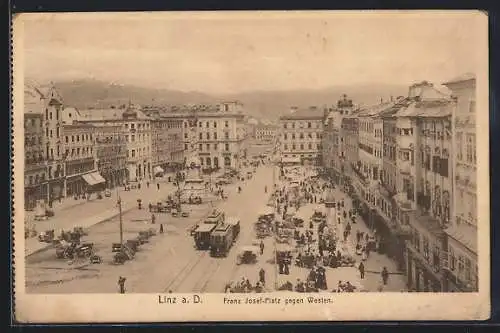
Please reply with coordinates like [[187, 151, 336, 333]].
[[20, 13, 480, 297]]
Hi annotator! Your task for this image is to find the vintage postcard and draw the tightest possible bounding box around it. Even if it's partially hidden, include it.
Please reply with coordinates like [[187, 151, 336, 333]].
[[12, 11, 490, 322]]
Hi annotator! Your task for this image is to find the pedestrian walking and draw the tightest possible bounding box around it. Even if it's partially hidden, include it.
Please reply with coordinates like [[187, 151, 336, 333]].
[[260, 240, 265, 255], [381, 267, 389, 285], [118, 276, 126, 294], [151, 213, 156, 224], [358, 262, 365, 279], [147, 181, 150, 188], [259, 268, 266, 285], [159, 223, 164, 234], [157, 183, 160, 190]]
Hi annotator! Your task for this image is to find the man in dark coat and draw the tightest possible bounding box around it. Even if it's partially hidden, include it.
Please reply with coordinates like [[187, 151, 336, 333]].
[[358, 262, 365, 279], [259, 268, 266, 285], [118, 276, 126, 294], [381, 267, 389, 285]]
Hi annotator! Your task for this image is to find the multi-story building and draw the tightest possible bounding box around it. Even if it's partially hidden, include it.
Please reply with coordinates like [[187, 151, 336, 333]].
[[62, 123, 100, 196], [145, 111, 184, 174], [24, 111, 46, 210], [24, 82, 66, 204], [323, 95, 356, 185], [353, 101, 402, 262], [442, 73, 478, 292], [279, 106, 324, 165], [94, 124, 128, 188], [254, 123, 278, 143], [63, 107, 127, 188], [77, 104, 153, 181], [340, 115, 359, 193]]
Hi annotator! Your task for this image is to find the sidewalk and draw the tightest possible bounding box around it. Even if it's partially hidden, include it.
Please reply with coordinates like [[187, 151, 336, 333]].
[[331, 186, 407, 292], [24, 179, 177, 257]]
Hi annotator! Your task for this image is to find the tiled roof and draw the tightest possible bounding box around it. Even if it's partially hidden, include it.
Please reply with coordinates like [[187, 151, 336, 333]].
[[444, 222, 477, 254], [394, 100, 452, 118], [443, 73, 476, 85], [357, 101, 396, 117]]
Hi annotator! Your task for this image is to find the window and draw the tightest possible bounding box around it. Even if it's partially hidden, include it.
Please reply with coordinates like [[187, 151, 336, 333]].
[[214, 133, 217, 140], [206, 144, 210, 151], [283, 123, 287, 129], [300, 144, 304, 150], [292, 134, 296, 140], [214, 144, 218, 150], [184, 144, 188, 150], [292, 123, 295, 129], [199, 122, 202, 128], [131, 150, 135, 157], [414, 231, 420, 251], [449, 247, 456, 271], [284, 144, 288, 150], [213, 121, 217, 128], [308, 143, 312, 150], [225, 121, 229, 128], [469, 100, 476, 113], [299, 133, 304, 139], [206, 121, 209, 128], [225, 143, 229, 151], [308, 122, 312, 128], [465, 258, 472, 282], [184, 133, 188, 139], [224, 132, 229, 140], [199, 144, 203, 151], [456, 133, 463, 161], [458, 256, 465, 280], [65, 136, 69, 143], [131, 135, 135, 142], [199, 133, 203, 140], [292, 144, 296, 150], [206, 133, 210, 140]]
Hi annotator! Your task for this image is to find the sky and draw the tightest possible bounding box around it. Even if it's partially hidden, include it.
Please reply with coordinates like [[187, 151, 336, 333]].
[[18, 11, 487, 95]]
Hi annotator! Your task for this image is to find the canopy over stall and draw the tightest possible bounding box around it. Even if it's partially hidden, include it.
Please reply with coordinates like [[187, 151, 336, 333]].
[[154, 166, 164, 175], [82, 172, 106, 187]]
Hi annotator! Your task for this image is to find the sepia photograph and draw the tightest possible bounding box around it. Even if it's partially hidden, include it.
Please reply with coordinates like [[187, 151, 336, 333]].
[[12, 11, 490, 322]]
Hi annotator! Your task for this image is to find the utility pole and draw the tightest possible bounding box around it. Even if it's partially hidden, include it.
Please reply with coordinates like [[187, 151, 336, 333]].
[[117, 189, 123, 246]]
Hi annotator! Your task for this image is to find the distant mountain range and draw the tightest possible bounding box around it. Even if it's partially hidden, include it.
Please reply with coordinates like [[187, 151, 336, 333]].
[[50, 79, 410, 121]]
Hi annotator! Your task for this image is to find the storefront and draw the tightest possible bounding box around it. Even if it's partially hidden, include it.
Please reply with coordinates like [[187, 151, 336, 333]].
[[67, 171, 106, 197], [406, 245, 443, 292]]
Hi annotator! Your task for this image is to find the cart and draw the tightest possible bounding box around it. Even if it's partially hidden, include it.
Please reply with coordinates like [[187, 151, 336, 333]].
[[236, 246, 259, 265]]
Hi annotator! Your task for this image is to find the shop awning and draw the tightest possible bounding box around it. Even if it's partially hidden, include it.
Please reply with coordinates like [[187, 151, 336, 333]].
[[82, 173, 98, 186], [154, 166, 164, 174], [91, 172, 106, 184], [82, 172, 106, 186]]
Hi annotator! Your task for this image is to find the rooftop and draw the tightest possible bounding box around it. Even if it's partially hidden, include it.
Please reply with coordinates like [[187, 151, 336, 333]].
[[77, 108, 151, 121], [409, 210, 445, 236], [444, 222, 477, 254], [280, 108, 324, 120], [443, 73, 476, 86]]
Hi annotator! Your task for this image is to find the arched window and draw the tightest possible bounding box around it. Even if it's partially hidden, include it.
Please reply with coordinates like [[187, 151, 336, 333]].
[[224, 156, 231, 167], [206, 157, 211, 167]]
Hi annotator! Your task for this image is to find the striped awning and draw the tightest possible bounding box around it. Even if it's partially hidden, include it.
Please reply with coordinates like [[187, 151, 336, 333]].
[[82, 172, 106, 186]]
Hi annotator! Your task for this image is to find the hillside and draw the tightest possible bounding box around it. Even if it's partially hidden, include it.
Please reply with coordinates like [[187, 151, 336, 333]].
[[50, 79, 409, 121]]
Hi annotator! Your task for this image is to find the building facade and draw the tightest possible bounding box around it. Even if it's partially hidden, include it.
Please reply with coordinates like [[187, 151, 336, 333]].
[[77, 105, 153, 182], [254, 123, 278, 143], [62, 123, 100, 196], [94, 124, 128, 188], [341, 115, 359, 193], [24, 112, 47, 210], [279, 106, 324, 165], [442, 73, 478, 292]]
